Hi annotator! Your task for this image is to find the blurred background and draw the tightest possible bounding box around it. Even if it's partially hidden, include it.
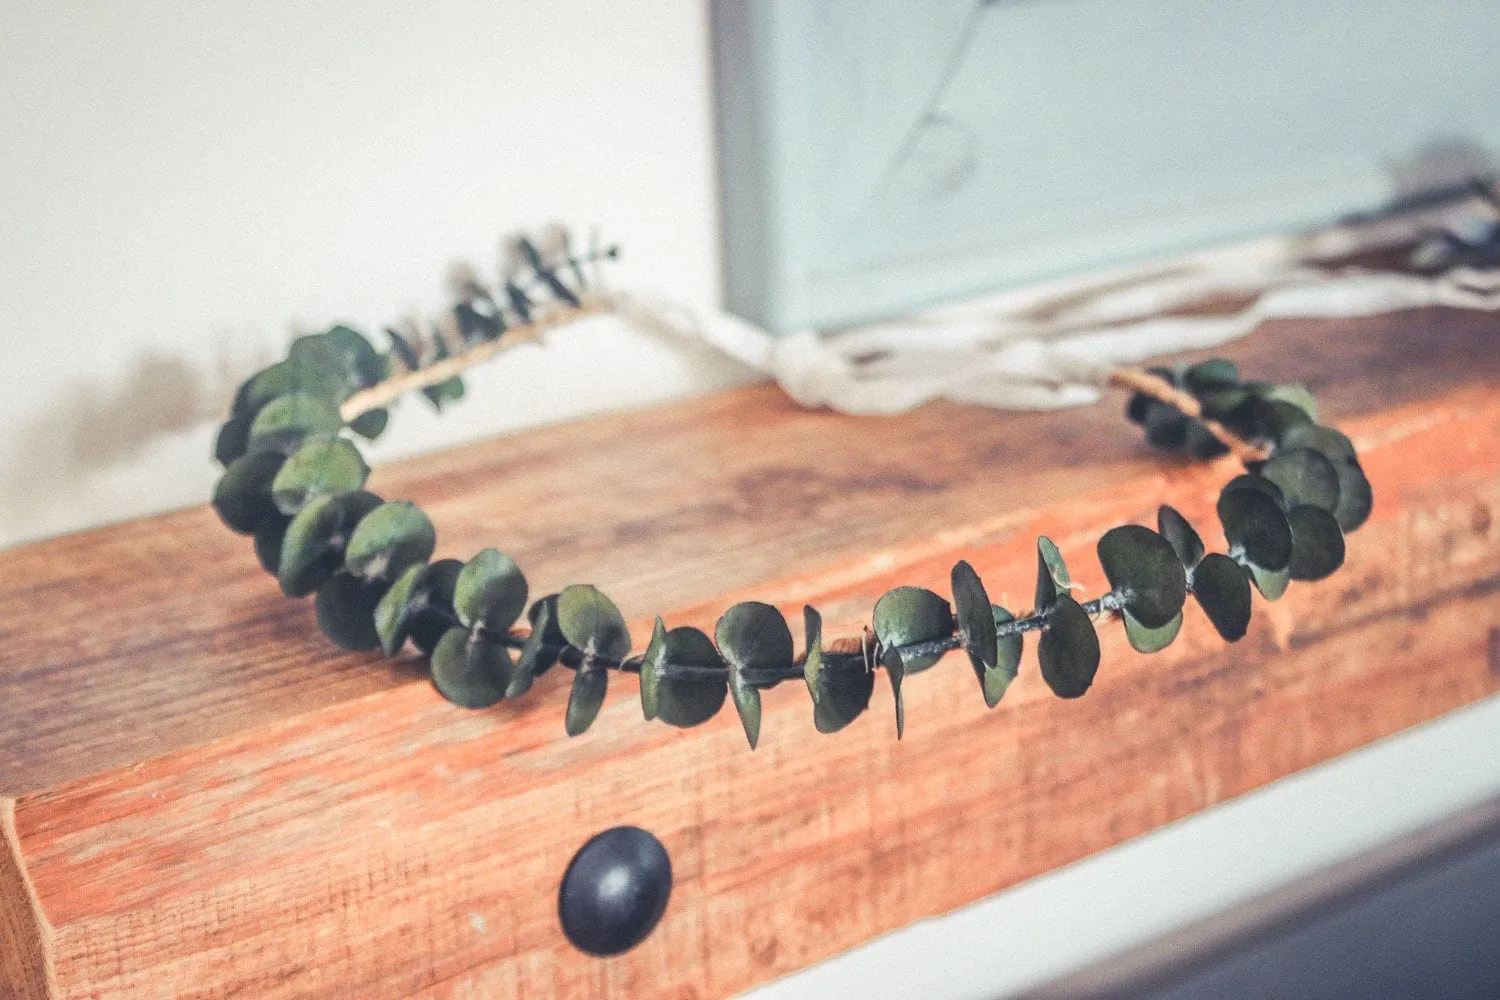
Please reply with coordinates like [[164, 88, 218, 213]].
[[2, 2, 1497, 996]]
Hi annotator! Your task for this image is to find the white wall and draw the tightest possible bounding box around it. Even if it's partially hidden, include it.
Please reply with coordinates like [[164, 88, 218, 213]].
[[0, 0, 751, 549]]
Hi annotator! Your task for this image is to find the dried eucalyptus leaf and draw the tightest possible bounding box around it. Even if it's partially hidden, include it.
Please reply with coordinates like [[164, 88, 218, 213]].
[[314, 571, 390, 651], [802, 606, 874, 736], [1333, 462, 1374, 533], [271, 435, 369, 515], [344, 501, 437, 581], [872, 586, 954, 674], [1122, 608, 1182, 654], [716, 601, 791, 750], [374, 562, 427, 656], [247, 392, 343, 453], [1191, 552, 1252, 641], [951, 560, 998, 677], [640, 619, 726, 728], [408, 559, 463, 655], [557, 584, 631, 663], [278, 490, 383, 598], [1247, 561, 1291, 601], [431, 626, 513, 709], [1097, 525, 1188, 629], [1286, 505, 1346, 581], [1261, 448, 1341, 513], [1038, 594, 1100, 699], [1280, 423, 1358, 465], [982, 606, 1023, 708], [565, 666, 609, 736], [1034, 536, 1072, 612], [213, 450, 285, 534], [454, 548, 529, 632], [1157, 505, 1205, 569], [1218, 482, 1293, 572]]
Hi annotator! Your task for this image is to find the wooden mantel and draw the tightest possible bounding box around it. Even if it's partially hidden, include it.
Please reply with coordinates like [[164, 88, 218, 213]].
[[1, 305, 1498, 998]]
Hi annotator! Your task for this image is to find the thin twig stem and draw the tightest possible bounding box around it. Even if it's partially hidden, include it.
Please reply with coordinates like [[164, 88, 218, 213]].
[[1107, 366, 1270, 463], [339, 299, 608, 421]]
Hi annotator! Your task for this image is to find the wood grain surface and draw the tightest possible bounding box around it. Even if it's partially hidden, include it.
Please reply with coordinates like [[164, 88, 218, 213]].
[[1, 306, 1497, 998]]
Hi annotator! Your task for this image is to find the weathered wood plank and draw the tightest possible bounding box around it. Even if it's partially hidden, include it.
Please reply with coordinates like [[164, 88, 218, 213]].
[[0, 307, 1497, 997]]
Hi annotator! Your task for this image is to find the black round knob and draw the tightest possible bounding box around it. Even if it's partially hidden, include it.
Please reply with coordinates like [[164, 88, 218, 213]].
[[558, 825, 672, 956]]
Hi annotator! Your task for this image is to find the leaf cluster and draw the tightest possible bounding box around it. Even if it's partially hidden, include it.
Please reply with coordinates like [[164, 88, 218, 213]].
[[211, 255, 1371, 751]]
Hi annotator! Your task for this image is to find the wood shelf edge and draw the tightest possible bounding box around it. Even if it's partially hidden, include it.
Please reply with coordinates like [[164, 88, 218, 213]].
[[1, 799, 56, 1000]]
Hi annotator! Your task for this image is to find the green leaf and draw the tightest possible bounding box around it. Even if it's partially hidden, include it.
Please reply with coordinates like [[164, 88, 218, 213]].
[[288, 326, 384, 402], [1034, 536, 1072, 612], [1222, 473, 1286, 507], [1191, 553, 1252, 641], [344, 501, 436, 581], [1286, 505, 1346, 581], [716, 601, 792, 749], [314, 571, 390, 651], [348, 408, 389, 441], [431, 626, 513, 709], [1279, 423, 1357, 465], [1333, 462, 1374, 533], [1264, 384, 1319, 423], [1038, 594, 1100, 699], [212, 450, 286, 534], [373, 562, 428, 656], [1183, 358, 1240, 392], [951, 560, 998, 682], [982, 606, 1023, 708], [422, 375, 466, 411], [278, 490, 383, 598], [214, 412, 253, 466], [1247, 561, 1291, 601], [803, 606, 874, 736], [1261, 448, 1341, 513], [1256, 399, 1315, 442], [408, 559, 463, 655], [1123, 609, 1182, 654], [454, 549, 529, 632], [1144, 401, 1190, 449], [872, 586, 954, 674], [1218, 482, 1293, 572], [271, 435, 369, 515], [565, 666, 609, 736], [883, 644, 905, 740], [556, 584, 631, 663], [1096, 525, 1188, 629], [640, 618, 727, 728], [509, 595, 562, 698], [232, 361, 299, 417], [247, 392, 343, 453], [253, 512, 291, 575], [1157, 505, 1205, 569]]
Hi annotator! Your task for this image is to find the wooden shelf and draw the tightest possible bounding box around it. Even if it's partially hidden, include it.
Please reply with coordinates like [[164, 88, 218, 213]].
[[2, 306, 1498, 998]]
